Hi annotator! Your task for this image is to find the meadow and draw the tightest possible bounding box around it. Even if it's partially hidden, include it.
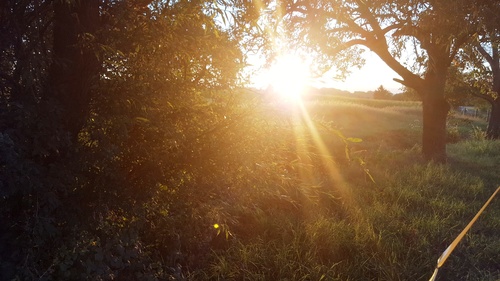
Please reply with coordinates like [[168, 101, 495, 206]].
[[191, 95, 500, 280], [6, 92, 498, 280], [4, 2, 499, 280]]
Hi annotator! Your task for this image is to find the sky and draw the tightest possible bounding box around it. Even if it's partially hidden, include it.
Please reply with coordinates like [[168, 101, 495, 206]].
[[321, 51, 402, 93], [250, 50, 403, 94]]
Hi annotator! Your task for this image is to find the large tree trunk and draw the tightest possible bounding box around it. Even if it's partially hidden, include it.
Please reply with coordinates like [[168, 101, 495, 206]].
[[47, 0, 100, 140], [419, 73, 450, 163], [487, 99, 500, 139], [371, 39, 454, 163]]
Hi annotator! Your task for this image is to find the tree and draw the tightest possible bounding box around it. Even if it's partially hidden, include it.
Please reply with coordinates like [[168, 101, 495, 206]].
[[393, 87, 421, 101], [373, 85, 393, 100], [270, 0, 484, 162], [461, 1, 500, 138], [47, 0, 101, 141], [0, 0, 260, 278], [444, 66, 483, 107]]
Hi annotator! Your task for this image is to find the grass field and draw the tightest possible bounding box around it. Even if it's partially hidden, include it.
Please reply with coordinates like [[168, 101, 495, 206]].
[[193, 95, 500, 280]]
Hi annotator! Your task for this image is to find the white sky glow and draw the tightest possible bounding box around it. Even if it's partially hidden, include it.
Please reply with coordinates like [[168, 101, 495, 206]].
[[250, 50, 403, 94]]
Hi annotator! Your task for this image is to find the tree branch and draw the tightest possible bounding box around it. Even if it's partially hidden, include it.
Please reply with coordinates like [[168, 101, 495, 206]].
[[355, 0, 384, 40], [381, 23, 404, 35], [325, 38, 367, 56], [336, 8, 373, 39], [393, 25, 430, 50], [476, 43, 494, 67], [448, 35, 470, 65], [470, 89, 495, 104], [370, 43, 423, 90]]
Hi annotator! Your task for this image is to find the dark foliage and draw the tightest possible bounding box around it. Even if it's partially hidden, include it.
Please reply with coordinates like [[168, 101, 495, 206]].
[[0, 0, 262, 279]]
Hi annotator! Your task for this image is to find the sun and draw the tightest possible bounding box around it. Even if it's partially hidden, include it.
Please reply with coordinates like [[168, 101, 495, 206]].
[[267, 54, 311, 102]]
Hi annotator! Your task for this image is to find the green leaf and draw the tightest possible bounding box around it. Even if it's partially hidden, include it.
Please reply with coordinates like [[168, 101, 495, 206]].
[[135, 117, 150, 123], [346, 137, 363, 143]]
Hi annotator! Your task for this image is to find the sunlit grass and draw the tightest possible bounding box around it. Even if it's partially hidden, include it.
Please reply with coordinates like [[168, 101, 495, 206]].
[[304, 98, 422, 141], [191, 96, 500, 281]]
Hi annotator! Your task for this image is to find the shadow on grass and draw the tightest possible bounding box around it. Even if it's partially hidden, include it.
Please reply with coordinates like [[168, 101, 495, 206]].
[[448, 140, 500, 187]]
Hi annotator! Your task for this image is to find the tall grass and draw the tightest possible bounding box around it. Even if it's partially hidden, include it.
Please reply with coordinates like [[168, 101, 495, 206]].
[[310, 95, 422, 109], [191, 97, 500, 280]]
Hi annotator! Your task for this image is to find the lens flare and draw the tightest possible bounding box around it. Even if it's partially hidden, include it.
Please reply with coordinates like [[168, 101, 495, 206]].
[[268, 54, 310, 103]]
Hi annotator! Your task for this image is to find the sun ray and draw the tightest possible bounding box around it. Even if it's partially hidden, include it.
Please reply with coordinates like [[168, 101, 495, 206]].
[[293, 102, 364, 219]]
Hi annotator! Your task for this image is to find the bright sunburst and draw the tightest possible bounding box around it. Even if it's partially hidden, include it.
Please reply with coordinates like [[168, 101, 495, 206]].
[[267, 54, 311, 102]]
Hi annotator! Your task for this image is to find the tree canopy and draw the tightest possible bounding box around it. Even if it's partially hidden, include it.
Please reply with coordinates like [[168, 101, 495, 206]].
[[459, 0, 500, 138], [1, 0, 499, 279], [373, 85, 393, 100], [266, 0, 487, 162], [0, 0, 261, 279]]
